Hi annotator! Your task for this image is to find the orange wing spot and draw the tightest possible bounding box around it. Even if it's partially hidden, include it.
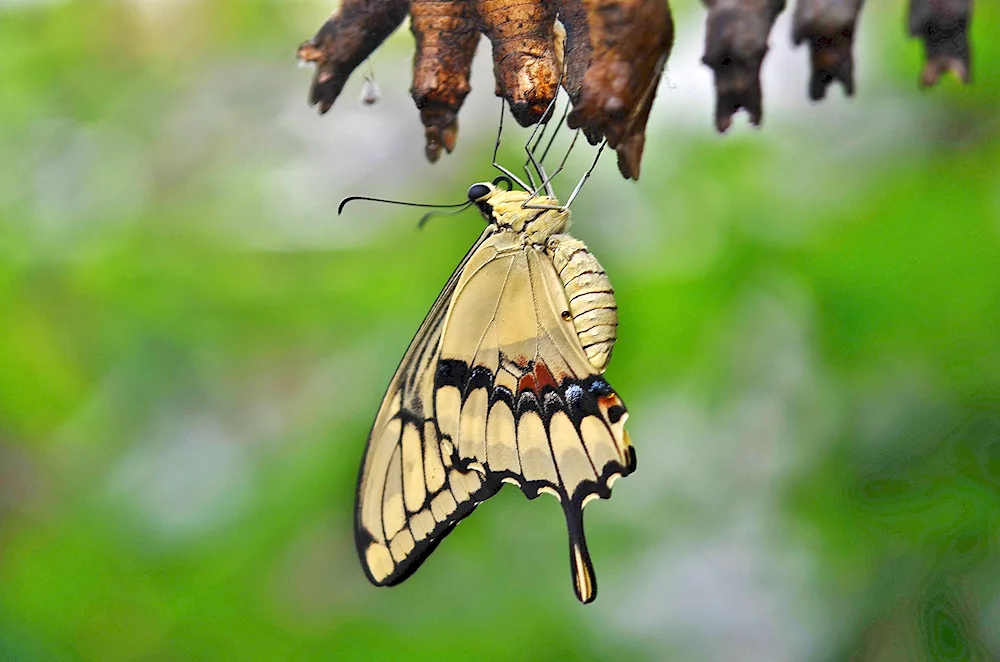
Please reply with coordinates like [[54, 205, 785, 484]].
[[598, 395, 620, 409], [533, 362, 559, 391], [517, 362, 567, 395]]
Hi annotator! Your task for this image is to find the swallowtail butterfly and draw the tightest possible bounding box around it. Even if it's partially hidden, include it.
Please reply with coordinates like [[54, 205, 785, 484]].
[[355, 179, 633, 603]]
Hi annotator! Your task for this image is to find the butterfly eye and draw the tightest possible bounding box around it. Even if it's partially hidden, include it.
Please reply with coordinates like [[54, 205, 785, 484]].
[[467, 183, 491, 202], [561, 310, 572, 321]]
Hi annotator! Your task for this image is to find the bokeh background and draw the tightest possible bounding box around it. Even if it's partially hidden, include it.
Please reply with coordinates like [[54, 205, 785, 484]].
[[2, 1, 999, 660]]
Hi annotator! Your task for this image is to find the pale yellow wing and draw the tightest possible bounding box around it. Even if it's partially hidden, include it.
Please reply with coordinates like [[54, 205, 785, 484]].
[[355, 227, 501, 587], [435, 232, 634, 604]]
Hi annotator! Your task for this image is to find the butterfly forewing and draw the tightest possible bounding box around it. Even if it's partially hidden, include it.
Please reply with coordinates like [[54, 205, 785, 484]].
[[355, 228, 499, 587]]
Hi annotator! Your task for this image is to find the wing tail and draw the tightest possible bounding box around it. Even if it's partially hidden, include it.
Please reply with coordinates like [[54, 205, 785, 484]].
[[565, 503, 597, 604]]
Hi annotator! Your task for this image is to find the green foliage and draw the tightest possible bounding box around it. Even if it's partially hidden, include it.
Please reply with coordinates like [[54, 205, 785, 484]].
[[1, 1, 999, 660]]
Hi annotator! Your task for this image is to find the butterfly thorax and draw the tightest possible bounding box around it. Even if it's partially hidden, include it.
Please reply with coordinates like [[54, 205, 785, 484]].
[[476, 188, 571, 245], [468, 183, 617, 371]]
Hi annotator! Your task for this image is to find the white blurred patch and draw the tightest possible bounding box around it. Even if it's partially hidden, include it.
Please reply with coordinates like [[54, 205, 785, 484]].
[[621, 277, 837, 515], [16, 119, 149, 250], [611, 524, 818, 662], [234, 343, 391, 454], [649, 5, 925, 136], [106, 411, 252, 541], [259, 37, 512, 251]]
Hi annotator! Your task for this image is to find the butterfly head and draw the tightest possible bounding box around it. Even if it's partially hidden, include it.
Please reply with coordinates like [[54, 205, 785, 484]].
[[467, 181, 570, 243]]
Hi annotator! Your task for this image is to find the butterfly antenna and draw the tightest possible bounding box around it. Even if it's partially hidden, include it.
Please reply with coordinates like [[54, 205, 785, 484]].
[[338, 195, 470, 216], [492, 100, 531, 192], [417, 202, 474, 228]]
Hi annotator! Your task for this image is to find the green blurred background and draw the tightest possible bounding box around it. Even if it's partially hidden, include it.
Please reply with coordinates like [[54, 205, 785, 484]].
[[2, 1, 999, 660]]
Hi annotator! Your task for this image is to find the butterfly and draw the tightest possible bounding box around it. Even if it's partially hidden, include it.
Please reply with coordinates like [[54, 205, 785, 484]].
[[354, 178, 634, 603]]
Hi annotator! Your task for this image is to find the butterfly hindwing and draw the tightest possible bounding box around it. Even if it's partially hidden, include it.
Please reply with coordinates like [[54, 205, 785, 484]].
[[434, 232, 634, 603]]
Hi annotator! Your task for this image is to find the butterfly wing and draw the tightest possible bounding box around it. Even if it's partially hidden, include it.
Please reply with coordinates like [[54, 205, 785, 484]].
[[435, 232, 634, 603], [355, 227, 501, 587]]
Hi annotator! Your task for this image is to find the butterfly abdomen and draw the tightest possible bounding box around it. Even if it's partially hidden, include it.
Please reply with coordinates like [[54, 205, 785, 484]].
[[547, 235, 618, 372]]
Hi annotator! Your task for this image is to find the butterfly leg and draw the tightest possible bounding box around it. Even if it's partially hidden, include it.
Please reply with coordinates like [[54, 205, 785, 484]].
[[522, 126, 581, 210], [534, 98, 573, 176], [520, 64, 567, 197], [522, 86, 567, 198], [520, 131, 592, 212], [492, 100, 532, 192], [561, 139, 607, 210]]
